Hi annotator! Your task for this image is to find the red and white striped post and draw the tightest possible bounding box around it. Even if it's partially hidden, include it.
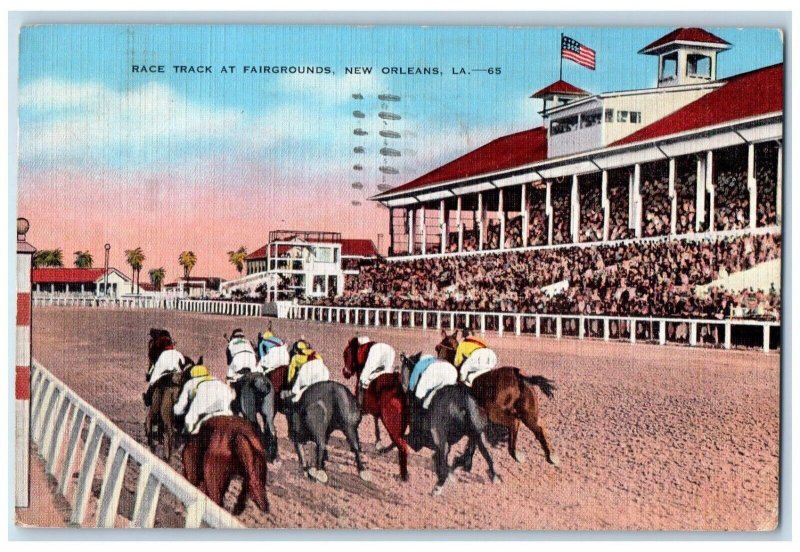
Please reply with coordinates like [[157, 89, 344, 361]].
[[16, 217, 35, 507]]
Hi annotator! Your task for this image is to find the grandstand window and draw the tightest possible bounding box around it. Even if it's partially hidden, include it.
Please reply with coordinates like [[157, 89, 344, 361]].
[[661, 53, 678, 79], [630, 112, 642, 124], [580, 110, 602, 128], [550, 115, 578, 135], [605, 109, 614, 122], [687, 54, 711, 78], [616, 110, 629, 123]]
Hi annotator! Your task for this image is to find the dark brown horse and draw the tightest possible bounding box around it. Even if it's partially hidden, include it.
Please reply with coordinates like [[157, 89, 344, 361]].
[[436, 329, 559, 466], [144, 328, 182, 460], [182, 415, 269, 514], [343, 337, 410, 481]]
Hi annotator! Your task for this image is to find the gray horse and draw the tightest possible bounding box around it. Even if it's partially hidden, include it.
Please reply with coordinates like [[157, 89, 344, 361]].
[[231, 371, 279, 463], [399, 352, 500, 496]]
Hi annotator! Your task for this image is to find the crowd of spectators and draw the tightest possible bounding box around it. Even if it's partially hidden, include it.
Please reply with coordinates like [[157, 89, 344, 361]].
[[315, 232, 781, 321]]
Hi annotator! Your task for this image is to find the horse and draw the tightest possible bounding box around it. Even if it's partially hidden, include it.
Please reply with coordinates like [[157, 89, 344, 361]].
[[230, 370, 279, 463], [177, 356, 269, 514], [144, 328, 183, 460], [343, 336, 410, 481], [435, 329, 558, 466], [399, 352, 499, 496], [181, 415, 270, 515]]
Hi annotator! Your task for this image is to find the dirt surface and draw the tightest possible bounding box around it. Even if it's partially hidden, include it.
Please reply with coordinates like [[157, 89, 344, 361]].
[[30, 307, 780, 531]]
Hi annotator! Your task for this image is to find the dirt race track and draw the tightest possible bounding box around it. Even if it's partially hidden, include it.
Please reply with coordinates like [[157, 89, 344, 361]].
[[30, 307, 780, 531]]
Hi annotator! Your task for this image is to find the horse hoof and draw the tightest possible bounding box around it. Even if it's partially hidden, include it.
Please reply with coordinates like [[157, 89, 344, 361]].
[[490, 472, 502, 484], [308, 468, 328, 484], [513, 452, 526, 464], [431, 485, 444, 497], [446, 473, 456, 484], [359, 469, 372, 482], [548, 455, 560, 467]]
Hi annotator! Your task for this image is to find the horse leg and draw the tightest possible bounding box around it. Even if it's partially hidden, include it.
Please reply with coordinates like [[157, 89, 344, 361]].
[[307, 432, 329, 484], [232, 474, 248, 516], [144, 409, 155, 452], [519, 387, 559, 466], [381, 402, 410, 481], [508, 417, 524, 463], [344, 422, 371, 481], [374, 416, 395, 453], [474, 431, 501, 483], [453, 437, 476, 472], [431, 440, 451, 496]]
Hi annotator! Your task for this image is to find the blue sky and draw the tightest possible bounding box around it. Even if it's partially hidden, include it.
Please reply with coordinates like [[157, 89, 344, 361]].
[[16, 25, 783, 276]]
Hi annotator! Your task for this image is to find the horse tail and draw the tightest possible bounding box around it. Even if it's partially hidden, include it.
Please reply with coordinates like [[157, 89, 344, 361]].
[[516, 370, 556, 399], [233, 428, 269, 513]]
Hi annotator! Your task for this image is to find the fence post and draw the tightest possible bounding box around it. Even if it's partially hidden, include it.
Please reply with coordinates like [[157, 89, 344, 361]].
[[15, 218, 35, 507], [515, 315, 521, 336], [480, 314, 486, 335], [578, 317, 585, 339], [450, 313, 455, 331], [659, 320, 667, 345], [556, 317, 562, 339], [763, 324, 770, 353], [436, 312, 442, 330], [397, 310, 403, 328], [535, 316, 541, 338], [690, 322, 697, 346], [422, 312, 428, 330], [497, 315, 503, 337], [724, 321, 732, 350], [385, 309, 391, 327], [629, 318, 636, 344]]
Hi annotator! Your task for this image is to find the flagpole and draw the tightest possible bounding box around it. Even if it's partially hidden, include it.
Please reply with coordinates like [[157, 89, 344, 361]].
[[559, 33, 564, 81]]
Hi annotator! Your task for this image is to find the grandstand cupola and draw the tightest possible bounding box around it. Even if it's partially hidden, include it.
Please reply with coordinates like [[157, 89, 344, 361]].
[[531, 80, 591, 114], [640, 28, 731, 88]]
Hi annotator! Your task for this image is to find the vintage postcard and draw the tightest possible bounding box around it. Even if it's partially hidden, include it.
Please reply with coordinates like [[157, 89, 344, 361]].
[[14, 23, 782, 531]]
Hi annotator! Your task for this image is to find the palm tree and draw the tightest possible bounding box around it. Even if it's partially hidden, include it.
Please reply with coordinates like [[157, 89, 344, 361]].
[[73, 250, 94, 268], [32, 249, 64, 268], [148, 267, 166, 291], [227, 246, 248, 276], [178, 250, 197, 279], [124, 247, 145, 295]]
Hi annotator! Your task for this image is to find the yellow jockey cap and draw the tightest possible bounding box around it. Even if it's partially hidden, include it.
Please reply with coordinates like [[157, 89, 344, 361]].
[[262, 331, 274, 339], [190, 365, 210, 379]]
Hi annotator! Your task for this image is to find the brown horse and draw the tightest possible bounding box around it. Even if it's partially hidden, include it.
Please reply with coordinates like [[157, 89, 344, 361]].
[[144, 328, 183, 460], [343, 337, 410, 481], [182, 415, 269, 514], [436, 329, 559, 466]]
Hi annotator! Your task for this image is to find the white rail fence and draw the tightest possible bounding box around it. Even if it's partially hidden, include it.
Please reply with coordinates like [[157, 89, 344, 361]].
[[288, 305, 780, 352], [30, 360, 244, 528], [33, 295, 262, 317]]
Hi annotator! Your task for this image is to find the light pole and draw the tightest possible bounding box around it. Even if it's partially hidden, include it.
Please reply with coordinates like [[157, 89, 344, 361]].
[[104, 243, 111, 297]]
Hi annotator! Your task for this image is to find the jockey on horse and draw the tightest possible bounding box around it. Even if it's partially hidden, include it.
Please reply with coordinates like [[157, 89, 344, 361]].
[[282, 340, 330, 435], [256, 324, 290, 375], [405, 353, 458, 449], [173, 363, 235, 435], [452, 328, 498, 386], [225, 328, 258, 383], [143, 329, 185, 407], [349, 336, 396, 407]]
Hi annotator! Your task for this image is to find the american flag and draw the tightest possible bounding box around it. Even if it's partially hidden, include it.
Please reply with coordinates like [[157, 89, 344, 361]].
[[561, 35, 596, 70]]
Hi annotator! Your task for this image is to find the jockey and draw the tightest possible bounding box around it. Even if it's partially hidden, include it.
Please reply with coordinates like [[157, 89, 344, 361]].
[[354, 336, 396, 407], [282, 340, 330, 437], [225, 328, 258, 383], [257, 330, 290, 374], [173, 364, 235, 435], [454, 330, 498, 387], [408, 355, 458, 409], [143, 346, 185, 407]]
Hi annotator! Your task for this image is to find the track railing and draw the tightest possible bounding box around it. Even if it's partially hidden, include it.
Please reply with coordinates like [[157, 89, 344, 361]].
[[32, 295, 262, 317], [288, 305, 780, 352], [30, 360, 244, 528]]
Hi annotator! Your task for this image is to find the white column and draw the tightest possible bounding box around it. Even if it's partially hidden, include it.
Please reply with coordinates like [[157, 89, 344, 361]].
[[706, 150, 715, 232], [747, 143, 757, 229], [668, 158, 677, 236], [776, 144, 782, 225], [407, 208, 414, 254], [521, 183, 529, 247], [456, 196, 464, 252], [696, 156, 706, 232], [570, 175, 580, 242], [498, 188, 506, 250], [477, 192, 485, 251], [545, 180, 553, 245], [601, 171, 609, 242], [439, 200, 447, 254], [632, 163, 642, 238], [419, 205, 426, 256]]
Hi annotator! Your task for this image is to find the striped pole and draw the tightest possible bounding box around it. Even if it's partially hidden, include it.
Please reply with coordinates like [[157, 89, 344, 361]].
[[16, 218, 35, 507]]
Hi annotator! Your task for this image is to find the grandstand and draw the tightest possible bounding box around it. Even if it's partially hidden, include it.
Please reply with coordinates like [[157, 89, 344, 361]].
[[312, 28, 782, 329]]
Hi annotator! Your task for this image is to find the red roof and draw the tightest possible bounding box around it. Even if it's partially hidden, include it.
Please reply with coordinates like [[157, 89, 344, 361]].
[[245, 245, 267, 260], [375, 127, 548, 198], [640, 28, 730, 54], [340, 239, 377, 257], [32, 267, 121, 284], [531, 80, 590, 98], [613, 64, 782, 146]]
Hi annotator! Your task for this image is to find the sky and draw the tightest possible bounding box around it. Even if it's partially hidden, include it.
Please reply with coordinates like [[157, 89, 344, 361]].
[[17, 25, 783, 280]]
